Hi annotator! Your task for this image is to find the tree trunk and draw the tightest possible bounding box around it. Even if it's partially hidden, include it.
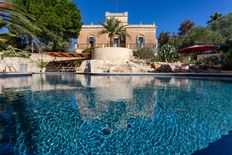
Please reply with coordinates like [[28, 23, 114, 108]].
[[110, 36, 114, 47], [28, 35, 33, 53], [53, 40, 58, 52]]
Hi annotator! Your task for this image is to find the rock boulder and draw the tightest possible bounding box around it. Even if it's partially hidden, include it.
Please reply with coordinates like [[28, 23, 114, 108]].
[[157, 64, 173, 72], [151, 63, 161, 70]]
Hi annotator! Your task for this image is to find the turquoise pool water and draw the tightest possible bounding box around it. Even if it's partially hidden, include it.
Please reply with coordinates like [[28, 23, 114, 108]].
[[0, 74, 232, 155]]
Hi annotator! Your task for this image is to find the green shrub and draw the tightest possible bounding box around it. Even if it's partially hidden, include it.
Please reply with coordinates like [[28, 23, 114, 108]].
[[200, 56, 220, 67], [189, 61, 200, 65], [73, 60, 82, 67], [226, 49, 232, 63], [133, 47, 156, 60], [222, 49, 232, 70], [82, 47, 95, 53], [2, 46, 31, 58]]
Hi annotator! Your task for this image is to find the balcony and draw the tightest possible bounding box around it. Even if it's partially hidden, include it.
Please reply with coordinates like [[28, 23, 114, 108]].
[[77, 43, 157, 50]]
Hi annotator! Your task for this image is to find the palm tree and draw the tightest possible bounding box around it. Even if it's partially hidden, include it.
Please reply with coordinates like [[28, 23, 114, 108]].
[[0, 1, 40, 49], [208, 12, 222, 24], [98, 18, 130, 47]]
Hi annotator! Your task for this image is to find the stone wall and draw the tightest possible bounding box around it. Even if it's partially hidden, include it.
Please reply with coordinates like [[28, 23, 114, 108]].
[[0, 57, 40, 72], [0, 53, 79, 73]]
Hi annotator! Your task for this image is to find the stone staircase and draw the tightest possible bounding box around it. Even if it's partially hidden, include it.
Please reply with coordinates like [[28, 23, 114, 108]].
[[46, 60, 82, 72]]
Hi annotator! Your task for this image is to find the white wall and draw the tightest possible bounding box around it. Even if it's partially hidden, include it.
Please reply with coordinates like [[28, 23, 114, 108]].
[[92, 47, 133, 64]]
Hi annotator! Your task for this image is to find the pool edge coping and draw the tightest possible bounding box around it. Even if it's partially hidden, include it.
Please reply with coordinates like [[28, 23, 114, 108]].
[[1, 72, 232, 78], [0, 73, 33, 78], [33, 72, 232, 77]]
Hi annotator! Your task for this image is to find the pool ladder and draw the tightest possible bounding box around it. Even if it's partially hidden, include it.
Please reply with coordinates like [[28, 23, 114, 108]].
[[3, 65, 16, 73]]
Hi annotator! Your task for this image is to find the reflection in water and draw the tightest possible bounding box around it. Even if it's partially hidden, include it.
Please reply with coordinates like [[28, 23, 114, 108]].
[[0, 75, 232, 154]]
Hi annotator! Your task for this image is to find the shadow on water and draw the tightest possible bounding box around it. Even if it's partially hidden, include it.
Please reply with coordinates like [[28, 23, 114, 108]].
[[45, 74, 83, 86], [0, 90, 37, 155], [0, 98, 17, 155], [192, 132, 232, 155]]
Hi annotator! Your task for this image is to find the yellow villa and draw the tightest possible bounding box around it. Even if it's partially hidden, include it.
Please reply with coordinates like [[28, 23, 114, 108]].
[[77, 12, 157, 52]]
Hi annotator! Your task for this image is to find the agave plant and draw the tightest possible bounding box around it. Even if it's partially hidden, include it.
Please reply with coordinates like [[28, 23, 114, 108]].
[[98, 18, 130, 47]]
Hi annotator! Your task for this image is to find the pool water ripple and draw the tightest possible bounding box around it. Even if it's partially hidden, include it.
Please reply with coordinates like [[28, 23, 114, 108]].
[[0, 75, 232, 154]]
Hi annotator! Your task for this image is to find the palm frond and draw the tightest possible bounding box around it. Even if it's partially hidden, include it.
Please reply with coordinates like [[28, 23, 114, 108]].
[[98, 17, 130, 47], [0, 1, 41, 44], [0, 37, 7, 43], [97, 29, 109, 36]]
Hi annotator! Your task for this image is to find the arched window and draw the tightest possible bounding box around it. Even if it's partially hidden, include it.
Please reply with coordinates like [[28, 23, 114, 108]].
[[113, 36, 120, 47], [137, 35, 145, 48], [88, 35, 96, 47]]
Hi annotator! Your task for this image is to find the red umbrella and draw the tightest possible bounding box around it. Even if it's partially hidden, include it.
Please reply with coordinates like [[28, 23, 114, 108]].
[[177, 45, 219, 53]]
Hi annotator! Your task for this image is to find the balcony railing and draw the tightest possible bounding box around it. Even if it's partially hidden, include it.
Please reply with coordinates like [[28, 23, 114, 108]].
[[77, 43, 156, 49]]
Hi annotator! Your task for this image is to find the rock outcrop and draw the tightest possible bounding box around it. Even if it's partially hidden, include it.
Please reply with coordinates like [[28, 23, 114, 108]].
[[79, 60, 111, 73], [78, 60, 155, 73], [109, 64, 132, 73]]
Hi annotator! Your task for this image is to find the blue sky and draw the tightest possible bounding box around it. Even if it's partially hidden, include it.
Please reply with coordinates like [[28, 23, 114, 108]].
[[74, 0, 232, 36]]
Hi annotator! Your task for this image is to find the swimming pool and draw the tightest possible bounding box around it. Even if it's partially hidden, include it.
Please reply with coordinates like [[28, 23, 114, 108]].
[[0, 74, 232, 154]]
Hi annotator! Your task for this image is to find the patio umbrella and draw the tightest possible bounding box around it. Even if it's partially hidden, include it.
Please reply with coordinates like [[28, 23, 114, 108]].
[[177, 45, 219, 53]]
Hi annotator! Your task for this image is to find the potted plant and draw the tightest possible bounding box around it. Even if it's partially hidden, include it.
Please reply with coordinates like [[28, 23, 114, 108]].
[[37, 60, 48, 72]]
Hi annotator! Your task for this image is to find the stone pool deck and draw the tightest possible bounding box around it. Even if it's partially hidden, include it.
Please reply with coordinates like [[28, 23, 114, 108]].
[[0, 73, 33, 78], [32, 72, 232, 78], [79, 72, 232, 77]]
